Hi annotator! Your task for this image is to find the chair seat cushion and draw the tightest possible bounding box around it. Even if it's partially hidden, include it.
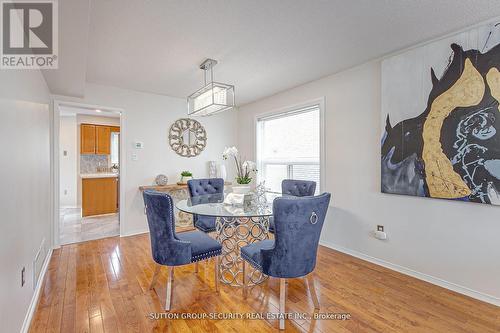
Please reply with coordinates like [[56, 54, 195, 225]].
[[194, 215, 217, 233], [241, 239, 275, 270], [176, 231, 222, 262]]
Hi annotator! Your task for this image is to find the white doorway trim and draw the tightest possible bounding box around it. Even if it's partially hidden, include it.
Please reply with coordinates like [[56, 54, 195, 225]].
[[51, 100, 126, 248]]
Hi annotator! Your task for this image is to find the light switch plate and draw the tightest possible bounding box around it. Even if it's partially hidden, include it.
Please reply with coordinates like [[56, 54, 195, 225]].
[[132, 153, 138, 161]]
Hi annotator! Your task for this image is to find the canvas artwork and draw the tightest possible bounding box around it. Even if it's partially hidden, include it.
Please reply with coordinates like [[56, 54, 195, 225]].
[[381, 21, 500, 205]]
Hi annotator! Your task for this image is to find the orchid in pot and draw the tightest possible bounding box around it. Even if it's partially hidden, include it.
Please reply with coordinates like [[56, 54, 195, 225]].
[[223, 146, 257, 194]]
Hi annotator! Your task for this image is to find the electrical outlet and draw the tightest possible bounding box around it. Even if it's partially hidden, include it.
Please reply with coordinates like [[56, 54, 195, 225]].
[[64, 189, 67, 195], [21, 267, 25, 287], [377, 225, 384, 232]]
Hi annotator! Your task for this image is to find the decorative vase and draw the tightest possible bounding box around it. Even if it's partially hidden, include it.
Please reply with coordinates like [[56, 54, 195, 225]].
[[208, 161, 217, 178], [217, 164, 227, 181], [232, 184, 251, 194]]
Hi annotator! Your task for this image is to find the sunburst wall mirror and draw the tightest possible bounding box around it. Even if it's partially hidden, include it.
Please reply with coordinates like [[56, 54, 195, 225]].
[[168, 118, 207, 157]]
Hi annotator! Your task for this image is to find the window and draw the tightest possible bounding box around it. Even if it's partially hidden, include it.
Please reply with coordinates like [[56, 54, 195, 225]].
[[110, 132, 119, 165], [256, 104, 322, 194]]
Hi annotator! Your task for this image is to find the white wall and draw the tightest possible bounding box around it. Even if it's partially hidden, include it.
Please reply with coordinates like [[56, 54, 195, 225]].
[[0, 71, 51, 332], [76, 113, 120, 127], [54, 83, 237, 236], [237, 61, 500, 305], [59, 115, 77, 207]]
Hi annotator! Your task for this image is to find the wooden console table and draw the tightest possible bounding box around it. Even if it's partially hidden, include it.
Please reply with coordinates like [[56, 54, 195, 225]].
[[139, 182, 232, 232], [139, 184, 194, 231]]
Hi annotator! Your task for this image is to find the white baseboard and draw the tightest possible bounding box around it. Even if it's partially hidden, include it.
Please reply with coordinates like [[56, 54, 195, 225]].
[[20, 248, 53, 333], [319, 240, 500, 307], [120, 228, 149, 238]]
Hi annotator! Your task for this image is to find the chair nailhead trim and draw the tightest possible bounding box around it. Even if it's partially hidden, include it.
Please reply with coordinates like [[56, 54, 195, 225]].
[[241, 252, 263, 271], [191, 249, 222, 263]]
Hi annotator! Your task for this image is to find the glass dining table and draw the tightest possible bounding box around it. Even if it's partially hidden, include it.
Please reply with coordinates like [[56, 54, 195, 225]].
[[176, 192, 279, 287]]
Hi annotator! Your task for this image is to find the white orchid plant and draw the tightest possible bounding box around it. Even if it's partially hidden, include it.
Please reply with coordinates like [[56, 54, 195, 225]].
[[223, 146, 257, 185]]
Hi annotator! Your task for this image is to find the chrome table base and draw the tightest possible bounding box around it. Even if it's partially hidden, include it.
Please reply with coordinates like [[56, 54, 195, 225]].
[[215, 216, 269, 287]]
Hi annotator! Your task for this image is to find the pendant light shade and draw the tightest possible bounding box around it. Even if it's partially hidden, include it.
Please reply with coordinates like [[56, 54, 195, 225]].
[[187, 59, 235, 116]]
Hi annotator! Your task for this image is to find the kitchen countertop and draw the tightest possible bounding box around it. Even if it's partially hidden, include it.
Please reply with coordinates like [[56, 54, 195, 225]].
[[80, 173, 119, 179]]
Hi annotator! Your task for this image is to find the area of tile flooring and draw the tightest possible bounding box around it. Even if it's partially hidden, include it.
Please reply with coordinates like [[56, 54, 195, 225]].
[[59, 207, 119, 245]]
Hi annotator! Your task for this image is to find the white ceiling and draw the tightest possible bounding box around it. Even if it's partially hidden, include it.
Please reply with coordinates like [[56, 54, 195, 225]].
[[42, 0, 90, 98], [46, 0, 500, 105]]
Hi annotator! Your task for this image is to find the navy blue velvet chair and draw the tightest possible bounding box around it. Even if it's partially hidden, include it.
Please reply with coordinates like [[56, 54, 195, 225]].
[[241, 193, 331, 330], [142, 190, 222, 311], [187, 178, 224, 233], [269, 179, 317, 233]]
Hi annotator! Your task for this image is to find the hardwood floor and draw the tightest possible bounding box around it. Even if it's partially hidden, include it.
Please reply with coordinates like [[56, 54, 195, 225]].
[[30, 233, 499, 332]]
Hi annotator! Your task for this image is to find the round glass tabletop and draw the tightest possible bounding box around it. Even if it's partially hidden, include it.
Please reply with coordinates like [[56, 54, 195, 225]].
[[176, 192, 278, 217]]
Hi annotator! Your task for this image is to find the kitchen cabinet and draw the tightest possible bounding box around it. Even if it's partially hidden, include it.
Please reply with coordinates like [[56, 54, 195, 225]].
[[80, 124, 96, 154], [82, 176, 118, 217], [81, 124, 120, 155], [96, 125, 111, 154]]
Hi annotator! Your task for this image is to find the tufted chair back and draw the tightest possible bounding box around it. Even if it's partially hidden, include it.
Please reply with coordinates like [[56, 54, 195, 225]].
[[187, 178, 224, 197], [143, 191, 191, 266], [282, 179, 316, 197], [187, 178, 224, 232], [262, 193, 331, 278]]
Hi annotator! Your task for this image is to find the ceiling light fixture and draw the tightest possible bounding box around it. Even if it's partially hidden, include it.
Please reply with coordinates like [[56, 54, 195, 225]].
[[187, 59, 235, 116], [95, 109, 102, 113]]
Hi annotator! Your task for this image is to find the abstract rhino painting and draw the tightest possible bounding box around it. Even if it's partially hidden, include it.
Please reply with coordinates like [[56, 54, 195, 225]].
[[381, 22, 500, 205]]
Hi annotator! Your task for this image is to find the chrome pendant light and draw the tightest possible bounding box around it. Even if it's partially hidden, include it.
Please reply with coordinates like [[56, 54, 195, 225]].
[[187, 59, 235, 116]]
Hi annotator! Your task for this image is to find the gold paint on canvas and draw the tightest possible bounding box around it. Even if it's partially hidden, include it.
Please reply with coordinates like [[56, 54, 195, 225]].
[[486, 67, 500, 108], [422, 58, 484, 198]]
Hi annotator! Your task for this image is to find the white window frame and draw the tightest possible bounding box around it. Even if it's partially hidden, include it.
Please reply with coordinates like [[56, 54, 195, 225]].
[[254, 98, 326, 194], [110, 131, 120, 165]]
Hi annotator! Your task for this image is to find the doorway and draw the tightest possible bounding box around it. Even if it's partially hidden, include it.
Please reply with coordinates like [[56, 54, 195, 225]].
[[54, 101, 124, 245]]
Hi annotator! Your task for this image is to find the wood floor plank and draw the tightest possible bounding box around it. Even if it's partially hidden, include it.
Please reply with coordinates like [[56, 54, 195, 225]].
[[29, 234, 500, 332], [45, 245, 71, 333]]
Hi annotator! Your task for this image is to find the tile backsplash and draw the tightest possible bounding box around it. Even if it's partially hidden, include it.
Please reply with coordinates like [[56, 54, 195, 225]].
[[80, 155, 109, 173]]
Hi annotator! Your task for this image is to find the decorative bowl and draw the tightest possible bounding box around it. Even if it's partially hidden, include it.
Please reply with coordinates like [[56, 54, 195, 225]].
[[155, 174, 168, 186]]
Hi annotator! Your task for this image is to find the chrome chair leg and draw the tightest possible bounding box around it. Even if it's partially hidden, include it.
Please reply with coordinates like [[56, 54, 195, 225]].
[[149, 265, 161, 290], [279, 278, 286, 330], [165, 266, 174, 311], [306, 274, 320, 310], [215, 256, 220, 293], [242, 260, 247, 298]]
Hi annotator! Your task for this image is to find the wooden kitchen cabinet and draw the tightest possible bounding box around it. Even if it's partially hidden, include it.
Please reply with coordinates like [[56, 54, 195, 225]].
[[96, 125, 111, 154], [81, 124, 120, 155], [80, 124, 96, 154], [82, 177, 118, 217]]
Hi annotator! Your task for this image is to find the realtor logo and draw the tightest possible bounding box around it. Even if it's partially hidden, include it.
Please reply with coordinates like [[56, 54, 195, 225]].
[[1, 0, 58, 69]]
